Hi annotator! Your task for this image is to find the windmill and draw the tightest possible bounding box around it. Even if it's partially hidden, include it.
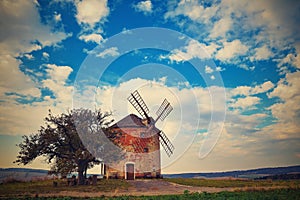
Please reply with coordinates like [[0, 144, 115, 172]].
[[127, 90, 174, 157]]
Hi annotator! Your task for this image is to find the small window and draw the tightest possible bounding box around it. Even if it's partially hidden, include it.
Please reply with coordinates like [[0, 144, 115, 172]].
[[143, 147, 149, 153], [140, 132, 146, 138]]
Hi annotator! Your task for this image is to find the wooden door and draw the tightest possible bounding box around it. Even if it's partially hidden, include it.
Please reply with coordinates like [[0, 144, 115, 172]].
[[126, 163, 134, 180]]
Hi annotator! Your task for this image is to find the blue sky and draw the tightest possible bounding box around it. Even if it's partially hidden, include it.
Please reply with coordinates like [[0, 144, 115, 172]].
[[0, 0, 299, 173]]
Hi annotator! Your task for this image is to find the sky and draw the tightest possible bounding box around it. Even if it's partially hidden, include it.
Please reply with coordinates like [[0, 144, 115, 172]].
[[0, 0, 300, 174]]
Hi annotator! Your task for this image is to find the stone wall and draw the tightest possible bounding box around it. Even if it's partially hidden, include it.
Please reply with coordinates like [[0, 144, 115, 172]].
[[106, 127, 161, 179]]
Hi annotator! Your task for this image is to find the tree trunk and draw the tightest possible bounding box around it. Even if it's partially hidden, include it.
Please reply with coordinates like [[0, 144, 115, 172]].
[[77, 163, 85, 185], [84, 165, 87, 179]]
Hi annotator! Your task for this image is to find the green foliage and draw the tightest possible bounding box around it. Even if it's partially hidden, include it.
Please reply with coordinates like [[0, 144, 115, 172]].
[[14, 108, 122, 184], [183, 189, 190, 195], [1, 188, 299, 199]]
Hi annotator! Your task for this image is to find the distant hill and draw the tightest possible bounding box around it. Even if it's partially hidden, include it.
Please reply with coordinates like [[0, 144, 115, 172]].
[[163, 165, 300, 179], [1, 165, 300, 182], [256, 173, 300, 180], [0, 168, 49, 183], [0, 168, 48, 173]]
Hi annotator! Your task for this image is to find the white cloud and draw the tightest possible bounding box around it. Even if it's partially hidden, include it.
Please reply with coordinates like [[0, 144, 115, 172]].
[[0, 100, 50, 136], [252, 81, 274, 94], [254, 1, 300, 48], [228, 81, 275, 123], [54, 13, 62, 22], [42, 64, 73, 112], [251, 45, 273, 61], [250, 71, 300, 140], [231, 86, 251, 97], [204, 42, 220, 56], [278, 44, 300, 71], [295, 44, 300, 69], [0, 0, 68, 56], [42, 64, 73, 104], [24, 54, 34, 60], [134, 0, 153, 14], [0, 55, 41, 101], [75, 0, 109, 28], [239, 64, 255, 71], [230, 96, 261, 109], [165, 1, 218, 24], [231, 81, 274, 96], [191, 72, 300, 170], [215, 40, 249, 61], [0, 63, 74, 136], [0, 0, 69, 104], [217, 0, 300, 49], [42, 52, 50, 59], [96, 47, 120, 58], [165, 94, 298, 173], [168, 120, 299, 173], [164, 0, 300, 73], [210, 17, 232, 38], [172, 82, 296, 171], [224, 71, 300, 147], [216, 66, 225, 72], [0, 93, 73, 136], [44, 64, 73, 83], [268, 71, 300, 123], [166, 40, 213, 62], [205, 65, 214, 74], [79, 33, 104, 44], [167, 50, 187, 62]]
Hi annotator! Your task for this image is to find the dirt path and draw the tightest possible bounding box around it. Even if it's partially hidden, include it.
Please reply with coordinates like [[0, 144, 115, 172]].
[[124, 179, 235, 196], [37, 179, 293, 198]]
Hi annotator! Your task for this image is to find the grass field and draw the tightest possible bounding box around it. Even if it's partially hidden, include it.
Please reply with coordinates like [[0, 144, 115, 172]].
[[0, 189, 300, 199], [165, 178, 300, 188], [0, 178, 299, 199], [0, 179, 129, 198]]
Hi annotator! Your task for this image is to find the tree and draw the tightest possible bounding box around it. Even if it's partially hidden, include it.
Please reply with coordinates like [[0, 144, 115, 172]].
[[15, 108, 123, 185]]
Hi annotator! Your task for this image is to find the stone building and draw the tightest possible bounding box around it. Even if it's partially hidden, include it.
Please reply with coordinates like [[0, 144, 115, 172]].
[[103, 114, 161, 180], [99, 90, 174, 180]]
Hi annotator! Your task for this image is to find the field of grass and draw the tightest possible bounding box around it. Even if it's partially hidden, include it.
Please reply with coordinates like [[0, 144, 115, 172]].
[[1, 189, 300, 199], [165, 178, 300, 188], [122, 189, 299, 200], [0, 178, 299, 199], [0, 179, 129, 198]]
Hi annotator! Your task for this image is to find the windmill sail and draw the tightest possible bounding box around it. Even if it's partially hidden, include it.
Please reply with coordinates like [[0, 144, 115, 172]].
[[127, 90, 150, 120], [158, 131, 174, 157], [155, 99, 173, 122], [127, 90, 175, 157]]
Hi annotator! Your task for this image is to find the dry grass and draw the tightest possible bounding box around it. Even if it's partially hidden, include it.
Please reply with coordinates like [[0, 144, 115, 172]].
[[0, 178, 129, 198], [165, 178, 300, 188]]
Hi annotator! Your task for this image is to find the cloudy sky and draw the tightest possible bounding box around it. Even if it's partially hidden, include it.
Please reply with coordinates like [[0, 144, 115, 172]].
[[0, 0, 299, 173]]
